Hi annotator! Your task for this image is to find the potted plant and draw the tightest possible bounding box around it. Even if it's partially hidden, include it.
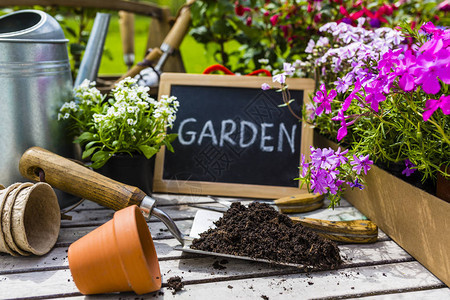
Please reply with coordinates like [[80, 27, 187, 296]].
[[58, 77, 179, 193], [265, 19, 450, 286]]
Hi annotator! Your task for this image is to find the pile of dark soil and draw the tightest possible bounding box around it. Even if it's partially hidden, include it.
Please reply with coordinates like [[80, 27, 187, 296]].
[[166, 276, 184, 294], [191, 202, 342, 269]]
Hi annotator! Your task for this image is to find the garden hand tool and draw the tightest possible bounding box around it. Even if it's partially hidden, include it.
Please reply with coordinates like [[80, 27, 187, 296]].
[[203, 194, 325, 214], [119, 10, 135, 69], [116, 2, 191, 86], [197, 197, 378, 244], [18, 147, 186, 246]]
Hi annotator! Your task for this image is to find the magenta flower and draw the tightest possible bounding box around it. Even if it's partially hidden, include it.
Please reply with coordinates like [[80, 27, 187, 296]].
[[402, 159, 416, 177], [396, 50, 417, 92], [331, 109, 348, 141], [350, 154, 373, 175], [364, 80, 386, 112], [270, 14, 279, 26], [334, 147, 349, 165], [313, 84, 337, 116], [423, 94, 450, 121], [413, 49, 450, 94], [342, 78, 361, 111]]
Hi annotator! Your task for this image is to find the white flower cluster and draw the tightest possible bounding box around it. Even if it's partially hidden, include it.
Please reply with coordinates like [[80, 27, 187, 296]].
[[58, 79, 104, 120], [155, 95, 180, 128]]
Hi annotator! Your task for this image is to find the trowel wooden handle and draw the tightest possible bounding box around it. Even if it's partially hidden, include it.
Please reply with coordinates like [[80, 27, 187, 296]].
[[116, 47, 163, 82], [291, 217, 378, 244], [274, 193, 324, 206], [19, 147, 146, 211], [163, 5, 191, 50], [119, 11, 135, 64]]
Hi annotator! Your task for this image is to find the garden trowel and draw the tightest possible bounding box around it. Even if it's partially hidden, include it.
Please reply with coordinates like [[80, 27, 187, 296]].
[[192, 198, 378, 244], [19, 147, 186, 246]]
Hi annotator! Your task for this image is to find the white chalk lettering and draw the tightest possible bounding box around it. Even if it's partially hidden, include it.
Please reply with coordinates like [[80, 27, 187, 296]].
[[198, 120, 218, 145], [178, 118, 197, 145], [220, 119, 237, 147], [260, 123, 274, 152], [278, 123, 297, 154], [239, 121, 258, 148]]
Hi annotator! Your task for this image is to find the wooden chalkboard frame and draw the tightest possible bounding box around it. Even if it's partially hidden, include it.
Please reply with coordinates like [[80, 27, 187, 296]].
[[153, 73, 315, 199]]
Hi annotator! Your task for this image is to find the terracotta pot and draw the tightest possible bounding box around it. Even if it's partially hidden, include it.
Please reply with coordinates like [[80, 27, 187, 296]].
[[97, 154, 155, 195], [68, 205, 161, 295]]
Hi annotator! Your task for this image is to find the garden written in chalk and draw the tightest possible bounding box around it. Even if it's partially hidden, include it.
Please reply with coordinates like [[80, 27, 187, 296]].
[[177, 118, 297, 154]]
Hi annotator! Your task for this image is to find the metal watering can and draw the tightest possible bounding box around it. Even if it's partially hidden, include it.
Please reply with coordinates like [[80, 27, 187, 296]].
[[0, 9, 76, 207]]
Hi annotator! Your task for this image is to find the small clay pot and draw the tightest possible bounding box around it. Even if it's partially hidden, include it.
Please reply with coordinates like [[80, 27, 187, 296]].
[[68, 205, 161, 295]]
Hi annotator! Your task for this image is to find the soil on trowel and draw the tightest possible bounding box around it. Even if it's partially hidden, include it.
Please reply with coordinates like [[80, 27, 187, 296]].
[[191, 202, 342, 269]]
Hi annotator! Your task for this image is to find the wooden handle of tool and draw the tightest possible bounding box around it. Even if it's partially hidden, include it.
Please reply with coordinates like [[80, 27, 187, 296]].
[[119, 11, 135, 57], [163, 5, 191, 49], [116, 47, 163, 82], [18, 147, 146, 211], [291, 217, 378, 244], [274, 193, 324, 206]]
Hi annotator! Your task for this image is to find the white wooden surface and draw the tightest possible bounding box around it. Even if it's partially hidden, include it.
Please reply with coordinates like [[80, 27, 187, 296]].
[[0, 194, 448, 299]]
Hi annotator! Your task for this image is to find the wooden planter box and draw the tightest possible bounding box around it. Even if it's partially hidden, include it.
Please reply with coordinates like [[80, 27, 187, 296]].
[[314, 133, 450, 287]]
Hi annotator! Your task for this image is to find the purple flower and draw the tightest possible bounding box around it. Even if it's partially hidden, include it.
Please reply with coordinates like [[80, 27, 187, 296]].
[[348, 178, 364, 190], [402, 159, 416, 177], [273, 73, 286, 84], [300, 154, 309, 177], [310, 147, 337, 169], [342, 78, 361, 111], [261, 83, 271, 90], [423, 94, 450, 121], [313, 84, 337, 116], [334, 73, 353, 93], [310, 169, 330, 194], [396, 50, 417, 92], [283, 63, 296, 75], [334, 147, 349, 165], [413, 49, 450, 94], [350, 154, 373, 175]]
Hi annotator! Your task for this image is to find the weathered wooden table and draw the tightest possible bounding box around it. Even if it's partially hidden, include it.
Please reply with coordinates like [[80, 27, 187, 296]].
[[1, 194, 449, 299]]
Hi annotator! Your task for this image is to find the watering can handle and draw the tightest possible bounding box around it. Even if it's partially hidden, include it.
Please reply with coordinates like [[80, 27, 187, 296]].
[[19, 147, 146, 211]]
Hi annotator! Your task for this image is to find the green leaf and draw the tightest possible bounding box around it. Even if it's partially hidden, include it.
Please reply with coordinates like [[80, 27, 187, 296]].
[[85, 140, 98, 150], [82, 146, 98, 160], [76, 132, 94, 144], [91, 150, 110, 163], [138, 145, 158, 159]]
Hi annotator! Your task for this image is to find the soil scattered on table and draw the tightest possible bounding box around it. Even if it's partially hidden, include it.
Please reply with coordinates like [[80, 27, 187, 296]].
[[191, 202, 342, 269], [166, 276, 184, 295]]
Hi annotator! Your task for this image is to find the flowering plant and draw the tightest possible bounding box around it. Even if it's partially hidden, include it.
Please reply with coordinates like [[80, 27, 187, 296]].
[[58, 77, 179, 169], [299, 147, 373, 208], [189, 0, 445, 74], [267, 19, 449, 197]]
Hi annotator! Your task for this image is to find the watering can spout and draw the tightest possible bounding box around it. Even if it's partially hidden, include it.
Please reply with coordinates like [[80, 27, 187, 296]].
[[74, 12, 110, 87]]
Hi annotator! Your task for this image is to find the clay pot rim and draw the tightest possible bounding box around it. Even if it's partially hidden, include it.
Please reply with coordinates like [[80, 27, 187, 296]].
[[113, 205, 161, 295]]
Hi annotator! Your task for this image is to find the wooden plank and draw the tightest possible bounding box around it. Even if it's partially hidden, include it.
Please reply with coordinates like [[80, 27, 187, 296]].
[[0, 261, 445, 299], [62, 202, 363, 228], [56, 220, 194, 246], [356, 288, 450, 299], [0, 0, 163, 17], [0, 239, 408, 279]]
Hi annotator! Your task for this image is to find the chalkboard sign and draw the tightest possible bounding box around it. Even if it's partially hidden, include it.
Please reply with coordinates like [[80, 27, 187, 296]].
[[153, 73, 315, 199]]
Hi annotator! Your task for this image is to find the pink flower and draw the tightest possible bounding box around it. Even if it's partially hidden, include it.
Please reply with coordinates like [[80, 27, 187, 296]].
[[313, 84, 337, 116], [423, 95, 450, 121], [270, 14, 279, 26], [413, 49, 450, 94], [261, 83, 271, 90]]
